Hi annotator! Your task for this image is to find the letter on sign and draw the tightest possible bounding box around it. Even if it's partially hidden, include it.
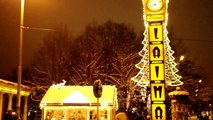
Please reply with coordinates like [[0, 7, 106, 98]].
[[152, 104, 166, 120], [150, 63, 164, 80], [151, 83, 165, 101], [150, 44, 164, 61], [149, 25, 163, 42]]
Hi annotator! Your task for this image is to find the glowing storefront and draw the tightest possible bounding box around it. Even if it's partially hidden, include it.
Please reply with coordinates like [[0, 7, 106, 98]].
[[0, 79, 31, 120], [40, 85, 118, 120]]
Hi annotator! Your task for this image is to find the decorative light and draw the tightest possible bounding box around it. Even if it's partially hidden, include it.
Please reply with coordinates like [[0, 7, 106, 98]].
[[63, 90, 91, 103], [131, 28, 150, 87], [52, 80, 66, 87], [179, 55, 185, 61], [131, 0, 183, 87], [101, 103, 108, 107]]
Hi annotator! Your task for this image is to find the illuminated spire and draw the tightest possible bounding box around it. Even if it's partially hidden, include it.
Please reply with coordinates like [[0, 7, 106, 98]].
[[131, 0, 183, 87]]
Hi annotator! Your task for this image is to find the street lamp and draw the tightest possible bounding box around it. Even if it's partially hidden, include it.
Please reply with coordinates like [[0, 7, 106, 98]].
[[177, 55, 185, 68], [179, 55, 185, 61], [17, 1, 55, 119], [17, 0, 25, 119]]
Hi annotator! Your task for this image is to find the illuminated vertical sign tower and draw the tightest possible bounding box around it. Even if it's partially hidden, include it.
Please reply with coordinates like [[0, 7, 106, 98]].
[[147, 1, 167, 119], [131, 0, 183, 119]]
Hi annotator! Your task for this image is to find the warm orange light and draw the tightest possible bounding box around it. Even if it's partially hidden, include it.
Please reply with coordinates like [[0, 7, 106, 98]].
[[150, 44, 164, 61], [0, 87, 30, 96], [151, 83, 165, 101], [150, 63, 164, 80], [63, 90, 91, 103], [152, 104, 166, 120], [149, 25, 163, 42], [179, 55, 185, 61]]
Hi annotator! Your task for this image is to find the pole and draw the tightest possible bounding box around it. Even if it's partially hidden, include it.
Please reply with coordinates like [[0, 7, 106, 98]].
[[17, 0, 25, 119], [97, 98, 99, 120]]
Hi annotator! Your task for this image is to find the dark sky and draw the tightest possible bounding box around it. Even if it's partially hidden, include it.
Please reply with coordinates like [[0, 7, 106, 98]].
[[0, 0, 213, 86]]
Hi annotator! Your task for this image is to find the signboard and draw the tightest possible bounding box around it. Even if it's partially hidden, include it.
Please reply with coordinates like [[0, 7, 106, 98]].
[[149, 22, 166, 120], [150, 44, 164, 61], [152, 103, 166, 120], [149, 25, 163, 42], [150, 63, 164, 80], [146, 15, 165, 22], [151, 83, 165, 101], [144, 0, 167, 119]]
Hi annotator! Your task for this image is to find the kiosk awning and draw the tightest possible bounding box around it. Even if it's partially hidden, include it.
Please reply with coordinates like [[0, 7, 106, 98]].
[[40, 85, 117, 107]]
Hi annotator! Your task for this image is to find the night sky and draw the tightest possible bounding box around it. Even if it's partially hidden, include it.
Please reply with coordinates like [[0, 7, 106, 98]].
[[0, 0, 213, 86]]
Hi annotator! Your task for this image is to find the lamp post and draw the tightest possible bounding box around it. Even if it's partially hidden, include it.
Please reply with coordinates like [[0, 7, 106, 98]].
[[17, 0, 25, 120], [17, 1, 55, 119]]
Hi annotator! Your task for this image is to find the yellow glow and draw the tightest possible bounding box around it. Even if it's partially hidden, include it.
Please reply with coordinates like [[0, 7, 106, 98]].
[[153, 101, 164, 104], [150, 44, 164, 61], [151, 83, 165, 101], [147, 0, 163, 12], [134, 0, 181, 119], [146, 14, 165, 22], [132, 0, 183, 87], [40, 103, 46, 108], [40, 85, 118, 111], [101, 103, 109, 107], [179, 55, 185, 61], [63, 90, 91, 103], [130, 28, 150, 86], [0, 86, 30, 96], [20, 0, 25, 26], [150, 63, 164, 80], [149, 25, 163, 42], [144, 0, 166, 16], [152, 104, 166, 120], [163, 26, 183, 86]]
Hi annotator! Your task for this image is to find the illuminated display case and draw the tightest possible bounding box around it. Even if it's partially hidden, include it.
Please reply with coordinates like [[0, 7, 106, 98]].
[[40, 86, 117, 120], [43, 107, 109, 120]]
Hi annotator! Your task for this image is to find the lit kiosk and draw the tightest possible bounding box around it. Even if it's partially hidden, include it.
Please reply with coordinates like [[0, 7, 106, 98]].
[[40, 85, 117, 120], [131, 0, 183, 120]]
